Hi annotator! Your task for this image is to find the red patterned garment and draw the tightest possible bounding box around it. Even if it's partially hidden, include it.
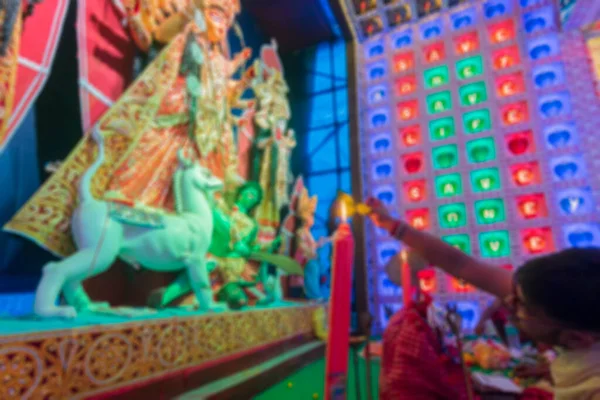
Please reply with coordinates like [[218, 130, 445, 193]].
[[380, 301, 473, 400]]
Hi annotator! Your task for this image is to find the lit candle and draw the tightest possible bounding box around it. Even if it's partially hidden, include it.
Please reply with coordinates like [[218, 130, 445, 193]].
[[324, 202, 355, 400], [400, 250, 412, 306]]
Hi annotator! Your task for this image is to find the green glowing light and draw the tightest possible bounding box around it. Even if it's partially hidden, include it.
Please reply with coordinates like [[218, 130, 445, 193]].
[[466, 137, 496, 163], [463, 109, 491, 134], [456, 55, 484, 80], [427, 91, 452, 114], [479, 230, 511, 258], [459, 81, 488, 106], [474, 199, 506, 225], [429, 117, 455, 141], [442, 234, 472, 254], [438, 203, 467, 229], [432, 144, 459, 170], [424, 65, 450, 89], [470, 168, 501, 193], [435, 173, 463, 198]]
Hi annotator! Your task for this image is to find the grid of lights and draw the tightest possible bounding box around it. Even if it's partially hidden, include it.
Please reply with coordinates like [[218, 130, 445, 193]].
[[358, 0, 600, 332]]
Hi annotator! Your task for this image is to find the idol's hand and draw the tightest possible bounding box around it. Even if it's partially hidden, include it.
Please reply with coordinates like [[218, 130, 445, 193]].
[[365, 197, 397, 232]]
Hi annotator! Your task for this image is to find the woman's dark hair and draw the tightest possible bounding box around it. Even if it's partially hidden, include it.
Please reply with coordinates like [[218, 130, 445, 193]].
[[236, 181, 264, 212], [515, 247, 600, 332]]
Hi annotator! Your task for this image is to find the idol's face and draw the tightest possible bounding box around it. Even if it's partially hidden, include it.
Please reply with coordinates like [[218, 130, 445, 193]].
[[203, 3, 234, 43]]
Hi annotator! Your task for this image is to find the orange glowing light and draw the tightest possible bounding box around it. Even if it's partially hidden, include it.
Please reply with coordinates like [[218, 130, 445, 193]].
[[397, 100, 418, 121], [511, 162, 540, 187], [406, 209, 429, 230], [396, 75, 417, 96], [522, 228, 554, 255], [400, 126, 421, 147], [451, 278, 474, 293], [424, 42, 445, 63], [489, 20, 515, 44], [516, 194, 547, 219], [418, 269, 436, 293], [496, 73, 525, 98], [502, 102, 528, 125], [404, 180, 426, 202], [493, 46, 520, 70], [454, 32, 479, 55], [394, 52, 415, 73]]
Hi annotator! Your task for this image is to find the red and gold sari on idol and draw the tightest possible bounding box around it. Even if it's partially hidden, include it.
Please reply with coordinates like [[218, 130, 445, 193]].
[[5, 24, 245, 256]]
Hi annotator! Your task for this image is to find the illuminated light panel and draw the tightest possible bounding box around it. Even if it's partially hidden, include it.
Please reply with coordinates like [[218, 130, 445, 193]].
[[456, 55, 484, 80], [459, 82, 488, 107], [406, 208, 430, 230], [454, 31, 479, 55], [423, 65, 449, 89], [423, 42, 446, 64], [463, 109, 491, 134], [418, 269, 437, 293], [557, 188, 593, 216], [397, 100, 419, 121], [442, 234, 472, 254], [426, 91, 452, 114], [474, 198, 506, 225], [487, 19, 516, 44], [435, 173, 463, 198], [399, 125, 422, 147], [432, 144, 459, 170], [393, 52, 415, 73], [403, 180, 427, 202], [450, 278, 475, 293], [401, 152, 425, 174], [501, 101, 529, 126], [438, 203, 467, 229], [502, 264, 514, 272], [395, 75, 417, 96], [495, 72, 525, 97], [470, 168, 501, 193], [521, 227, 555, 255], [429, 117, 455, 141], [466, 137, 496, 164], [492, 46, 520, 70], [516, 193, 548, 219], [479, 230, 511, 258], [505, 130, 535, 156], [544, 123, 575, 149], [510, 161, 541, 187]]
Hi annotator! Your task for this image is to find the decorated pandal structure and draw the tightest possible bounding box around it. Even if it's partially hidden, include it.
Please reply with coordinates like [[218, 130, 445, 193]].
[[0, 0, 331, 398]]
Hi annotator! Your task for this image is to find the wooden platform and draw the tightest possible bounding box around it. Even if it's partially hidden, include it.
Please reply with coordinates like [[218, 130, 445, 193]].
[[0, 304, 321, 399]]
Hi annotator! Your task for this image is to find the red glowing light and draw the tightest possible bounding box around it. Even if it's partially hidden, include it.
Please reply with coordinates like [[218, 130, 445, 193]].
[[496, 72, 525, 98], [400, 125, 421, 147], [492, 46, 520, 70], [516, 193, 548, 219], [510, 162, 540, 186], [404, 180, 426, 202], [522, 227, 554, 255], [501, 101, 529, 126], [406, 208, 430, 230], [505, 130, 534, 156], [402, 152, 424, 174], [451, 278, 474, 293], [397, 100, 419, 121], [418, 269, 436, 293], [424, 42, 445, 63], [394, 52, 415, 73], [454, 32, 479, 55], [488, 20, 515, 44], [395, 75, 417, 96]]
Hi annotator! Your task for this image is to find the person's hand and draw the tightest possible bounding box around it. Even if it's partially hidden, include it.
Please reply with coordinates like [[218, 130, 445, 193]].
[[365, 197, 397, 232]]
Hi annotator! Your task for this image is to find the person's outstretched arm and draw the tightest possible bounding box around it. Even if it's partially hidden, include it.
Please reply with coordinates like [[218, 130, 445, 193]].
[[366, 197, 513, 299]]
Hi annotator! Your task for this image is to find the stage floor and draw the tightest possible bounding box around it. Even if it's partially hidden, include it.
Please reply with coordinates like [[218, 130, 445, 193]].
[[256, 349, 381, 400]]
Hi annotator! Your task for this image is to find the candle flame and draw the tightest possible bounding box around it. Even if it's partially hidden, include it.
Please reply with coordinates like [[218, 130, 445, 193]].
[[400, 249, 408, 263], [339, 199, 348, 223]]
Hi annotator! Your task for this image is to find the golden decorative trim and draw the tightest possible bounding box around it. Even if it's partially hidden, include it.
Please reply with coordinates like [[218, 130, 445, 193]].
[[0, 305, 318, 399], [0, 2, 22, 147]]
